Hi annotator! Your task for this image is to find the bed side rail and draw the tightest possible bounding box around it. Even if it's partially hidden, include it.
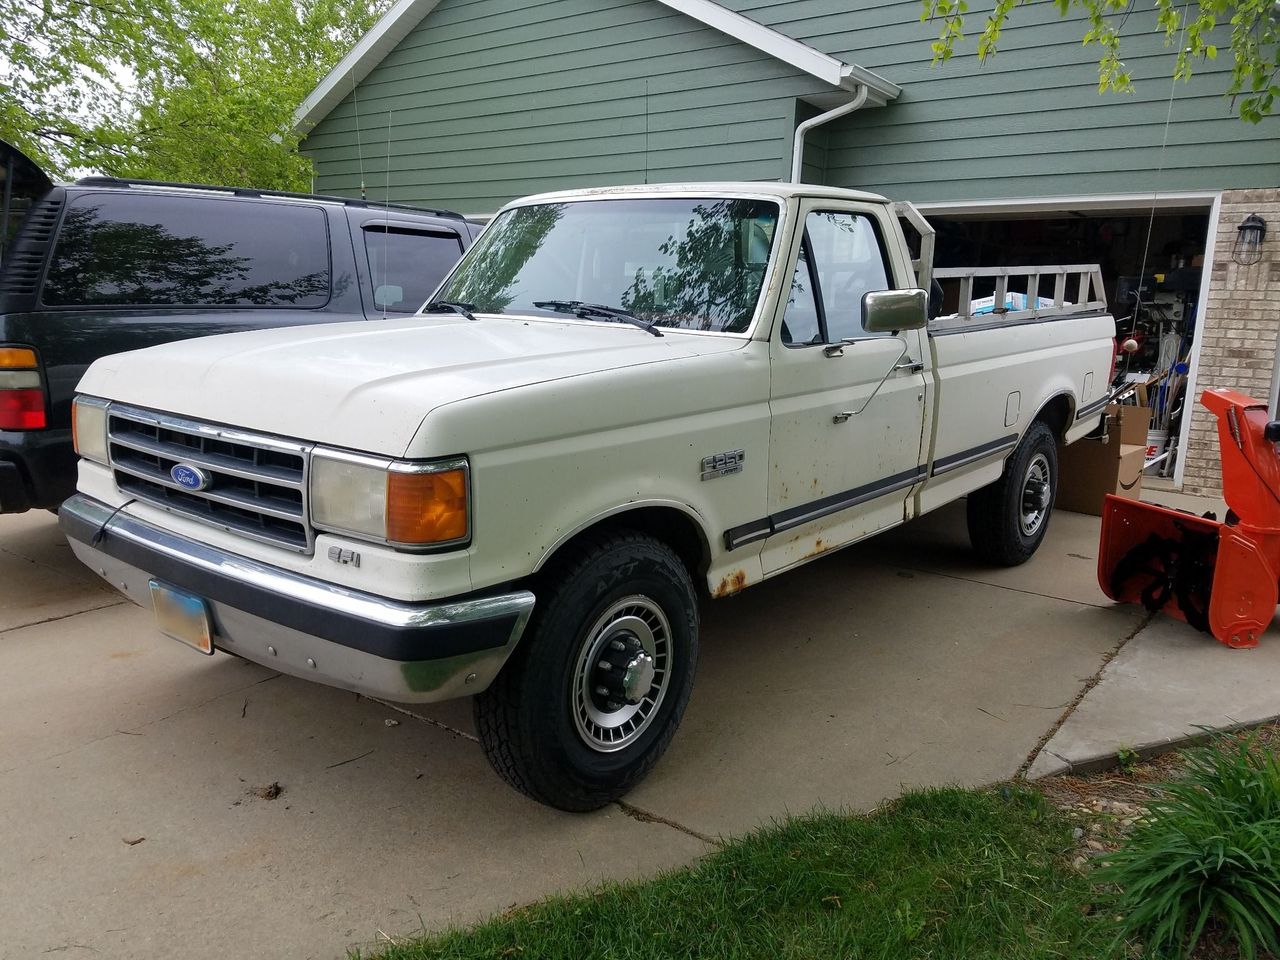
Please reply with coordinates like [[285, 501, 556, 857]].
[[929, 264, 1108, 332]]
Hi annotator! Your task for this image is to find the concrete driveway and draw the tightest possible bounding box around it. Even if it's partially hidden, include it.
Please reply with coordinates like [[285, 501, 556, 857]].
[[1, 504, 1140, 959]]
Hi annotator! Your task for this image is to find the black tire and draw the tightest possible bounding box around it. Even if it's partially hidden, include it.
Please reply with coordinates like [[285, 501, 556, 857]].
[[967, 420, 1058, 567], [473, 531, 699, 811]]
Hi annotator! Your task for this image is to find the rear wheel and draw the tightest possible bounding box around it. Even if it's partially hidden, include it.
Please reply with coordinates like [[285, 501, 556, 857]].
[[474, 531, 699, 811], [967, 421, 1058, 566]]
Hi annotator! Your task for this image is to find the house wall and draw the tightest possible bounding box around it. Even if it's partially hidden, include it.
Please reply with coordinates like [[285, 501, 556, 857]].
[[301, 0, 840, 213], [1182, 190, 1280, 496], [717, 0, 1280, 201]]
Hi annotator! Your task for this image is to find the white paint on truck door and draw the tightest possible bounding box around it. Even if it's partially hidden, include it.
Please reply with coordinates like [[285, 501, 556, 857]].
[[760, 204, 928, 573]]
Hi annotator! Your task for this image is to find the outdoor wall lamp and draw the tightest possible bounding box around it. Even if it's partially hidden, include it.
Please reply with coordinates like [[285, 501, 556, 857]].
[[1233, 213, 1267, 265]]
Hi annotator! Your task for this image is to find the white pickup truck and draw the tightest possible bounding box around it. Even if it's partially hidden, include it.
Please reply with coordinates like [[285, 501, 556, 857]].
[[62, 182, 1116, 810]]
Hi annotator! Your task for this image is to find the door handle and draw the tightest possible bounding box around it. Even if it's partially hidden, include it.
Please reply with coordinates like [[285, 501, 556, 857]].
[[894, 358, 924, 374]]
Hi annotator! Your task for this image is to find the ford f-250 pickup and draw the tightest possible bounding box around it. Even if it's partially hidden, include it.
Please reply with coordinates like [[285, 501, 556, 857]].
[[60, 182, 1116, 811]]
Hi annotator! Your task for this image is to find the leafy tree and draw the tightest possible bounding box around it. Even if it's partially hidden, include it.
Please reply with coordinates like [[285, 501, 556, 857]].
[[437, 203, 569, 313], [621, 200, 774, 332], [920, 0, 1279, 122], [1, 0, 389, 187]]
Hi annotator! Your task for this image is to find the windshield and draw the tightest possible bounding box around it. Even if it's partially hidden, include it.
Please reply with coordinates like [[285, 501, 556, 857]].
[[433, 197, 780, 333]]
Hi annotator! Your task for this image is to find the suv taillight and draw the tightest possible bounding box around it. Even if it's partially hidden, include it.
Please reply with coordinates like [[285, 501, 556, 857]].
[[0, 347, 47, 429]]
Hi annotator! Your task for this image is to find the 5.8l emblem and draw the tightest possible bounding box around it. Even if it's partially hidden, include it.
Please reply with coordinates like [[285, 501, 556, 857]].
[[170, 462, 211, 491], [700, 449, 745, 481]]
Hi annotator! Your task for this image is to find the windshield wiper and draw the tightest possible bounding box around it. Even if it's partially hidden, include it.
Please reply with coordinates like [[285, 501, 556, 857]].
[[533, 300, 663, 338], [423, 300, 478, 321]]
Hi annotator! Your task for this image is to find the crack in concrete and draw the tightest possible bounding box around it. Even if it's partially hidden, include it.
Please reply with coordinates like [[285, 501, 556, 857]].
[[1017, 609, 1156, 778], [367, 699, 479, 743], [894, 563, 1114, 608], [0, 598, 129, 636], [0, 672, 281, 776], [614, 800, 722, 847]]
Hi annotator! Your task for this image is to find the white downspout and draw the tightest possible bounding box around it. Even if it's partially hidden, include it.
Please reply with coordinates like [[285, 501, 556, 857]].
[[789, 85, 869, 183]]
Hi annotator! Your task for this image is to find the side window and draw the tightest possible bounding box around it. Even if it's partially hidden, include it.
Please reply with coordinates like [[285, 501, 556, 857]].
[[41, 193, 330, 307], [362, 227, 464, 313], [805, 211, 891, 342], [781, 243, 821, 346]]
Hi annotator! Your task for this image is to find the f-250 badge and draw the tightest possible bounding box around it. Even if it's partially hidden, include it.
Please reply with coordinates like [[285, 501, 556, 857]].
[[700, 449, 745, 481]]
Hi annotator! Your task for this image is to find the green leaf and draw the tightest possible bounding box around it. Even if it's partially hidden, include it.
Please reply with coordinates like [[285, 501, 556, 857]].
[[923, 0, 1277, 120]]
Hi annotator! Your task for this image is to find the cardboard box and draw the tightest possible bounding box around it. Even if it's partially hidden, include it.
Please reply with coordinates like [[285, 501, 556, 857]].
[[1106, 402, 1152, 448], [1056, 439, 1145, 515]]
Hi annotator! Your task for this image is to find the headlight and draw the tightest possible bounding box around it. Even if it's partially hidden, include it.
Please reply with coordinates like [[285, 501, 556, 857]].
[[310, 450, 469, 549], [72, 396, 110, 465]]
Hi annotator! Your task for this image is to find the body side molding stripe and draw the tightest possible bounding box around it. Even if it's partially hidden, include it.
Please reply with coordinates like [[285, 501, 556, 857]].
[[930, 433, 1019, 477], [723, 429, 1032, 552], [1075, 395, 1110, 420], [723, 465, 927, 551]]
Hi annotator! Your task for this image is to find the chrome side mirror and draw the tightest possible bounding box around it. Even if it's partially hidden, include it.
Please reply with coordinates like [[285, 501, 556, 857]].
[[862, 288, 928, 334]]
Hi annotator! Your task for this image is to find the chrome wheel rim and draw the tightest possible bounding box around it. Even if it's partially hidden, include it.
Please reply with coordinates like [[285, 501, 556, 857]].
[[1020, 452, 1052, 537], [571, 595, 671, 753]]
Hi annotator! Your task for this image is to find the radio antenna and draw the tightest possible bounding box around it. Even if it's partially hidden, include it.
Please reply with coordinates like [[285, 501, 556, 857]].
[[351, 75, 366, 201], [383, 109, 392, 320], [643, 80, 650, 186]]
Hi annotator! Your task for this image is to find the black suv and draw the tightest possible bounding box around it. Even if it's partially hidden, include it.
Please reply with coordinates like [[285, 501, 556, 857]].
[[0, 177, 480, 514]]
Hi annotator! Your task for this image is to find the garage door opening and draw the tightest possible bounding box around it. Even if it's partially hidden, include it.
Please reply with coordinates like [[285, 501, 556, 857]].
[[919, 202, 1213, 483]]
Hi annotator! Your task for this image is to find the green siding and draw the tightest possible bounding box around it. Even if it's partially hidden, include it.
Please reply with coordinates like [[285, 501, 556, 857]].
[[302, 0, 1279, 210], [303, 0, 834, 211], [719, 0, 1279, 199]]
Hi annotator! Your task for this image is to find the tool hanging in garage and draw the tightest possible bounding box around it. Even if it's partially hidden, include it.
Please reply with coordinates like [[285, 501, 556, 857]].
[[1098, 388, 1280, 648]]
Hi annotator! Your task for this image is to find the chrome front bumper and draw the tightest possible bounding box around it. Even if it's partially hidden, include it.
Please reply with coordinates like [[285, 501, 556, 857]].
[[60, 494, 535, 703]]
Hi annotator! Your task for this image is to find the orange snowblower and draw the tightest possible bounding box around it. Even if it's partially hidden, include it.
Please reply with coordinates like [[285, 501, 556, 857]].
[[1098, 388, 1280, 648]]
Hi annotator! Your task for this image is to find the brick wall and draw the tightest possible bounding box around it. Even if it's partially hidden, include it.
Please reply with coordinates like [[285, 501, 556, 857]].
[[1181, 189, 1280, 496]]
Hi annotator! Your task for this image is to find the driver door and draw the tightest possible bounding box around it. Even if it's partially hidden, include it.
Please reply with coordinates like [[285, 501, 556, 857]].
[[759, 203, 928, 574]]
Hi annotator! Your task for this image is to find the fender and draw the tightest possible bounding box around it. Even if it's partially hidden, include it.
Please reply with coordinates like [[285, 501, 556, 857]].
[[532, 497, 715, 574]]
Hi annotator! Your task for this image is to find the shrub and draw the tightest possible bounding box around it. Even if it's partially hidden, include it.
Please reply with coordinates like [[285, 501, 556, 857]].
[[1098, 734, 1280, 958]]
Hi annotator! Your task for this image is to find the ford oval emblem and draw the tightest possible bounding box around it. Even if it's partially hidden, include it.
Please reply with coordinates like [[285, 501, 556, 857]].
[[170, 463, 211, 492]]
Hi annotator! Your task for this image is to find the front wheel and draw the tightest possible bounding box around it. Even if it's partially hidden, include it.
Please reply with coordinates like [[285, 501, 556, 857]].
[[473, 531, 699, 811], [967, 421, 1058, 566]]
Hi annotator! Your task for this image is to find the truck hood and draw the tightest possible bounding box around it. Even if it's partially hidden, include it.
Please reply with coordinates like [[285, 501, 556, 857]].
[[78, 314, 739, 455]]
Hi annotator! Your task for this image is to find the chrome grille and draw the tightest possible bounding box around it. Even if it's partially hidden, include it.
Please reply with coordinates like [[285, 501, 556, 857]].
[[107, 405, 313, 552]]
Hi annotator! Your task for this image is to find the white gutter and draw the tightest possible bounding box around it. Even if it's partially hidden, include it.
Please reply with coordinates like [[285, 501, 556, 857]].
[[789, 85, 868, 182]]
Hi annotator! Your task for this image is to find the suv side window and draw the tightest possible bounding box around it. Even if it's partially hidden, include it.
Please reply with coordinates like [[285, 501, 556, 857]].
[[782, 211, 891, 345], [41, 193, 330, 308], [362, 227, 464, 313]]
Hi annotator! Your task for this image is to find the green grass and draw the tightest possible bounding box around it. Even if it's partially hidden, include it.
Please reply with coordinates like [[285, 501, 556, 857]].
[[361, 786, 1114, 960]]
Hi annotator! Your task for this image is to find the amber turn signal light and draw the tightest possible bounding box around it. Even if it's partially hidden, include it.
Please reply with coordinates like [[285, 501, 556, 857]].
[[0, 346, 45, 430], [385, 467, 468, 545], [0, 347, 38, 368]]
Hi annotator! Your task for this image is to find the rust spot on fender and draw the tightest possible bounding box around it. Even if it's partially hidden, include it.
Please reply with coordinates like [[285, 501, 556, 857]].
[[713, 569, 749, 598], [806, 538, 831, 559]]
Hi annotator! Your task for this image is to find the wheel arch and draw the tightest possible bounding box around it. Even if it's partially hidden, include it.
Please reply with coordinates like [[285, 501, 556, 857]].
[[532, 500, 714, 585], [1032, 391, 1076, 440]]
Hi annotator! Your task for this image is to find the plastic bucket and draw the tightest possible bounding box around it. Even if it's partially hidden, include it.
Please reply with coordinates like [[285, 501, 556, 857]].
[[1144, 429, 1169, 475]]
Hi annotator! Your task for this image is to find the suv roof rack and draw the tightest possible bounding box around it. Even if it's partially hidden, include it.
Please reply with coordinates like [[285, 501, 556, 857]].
[[74, 176, 466, 221]]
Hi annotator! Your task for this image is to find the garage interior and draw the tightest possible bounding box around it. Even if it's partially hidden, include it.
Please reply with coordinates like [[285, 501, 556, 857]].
[[925, 204, 1213, 482]]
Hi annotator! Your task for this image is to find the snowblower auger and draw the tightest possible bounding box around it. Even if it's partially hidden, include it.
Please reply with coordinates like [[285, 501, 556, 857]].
[[1098, 388, 1280, 648]]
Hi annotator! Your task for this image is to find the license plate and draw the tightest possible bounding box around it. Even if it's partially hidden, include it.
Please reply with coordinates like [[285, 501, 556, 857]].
[[149, 581, 214, 656]]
